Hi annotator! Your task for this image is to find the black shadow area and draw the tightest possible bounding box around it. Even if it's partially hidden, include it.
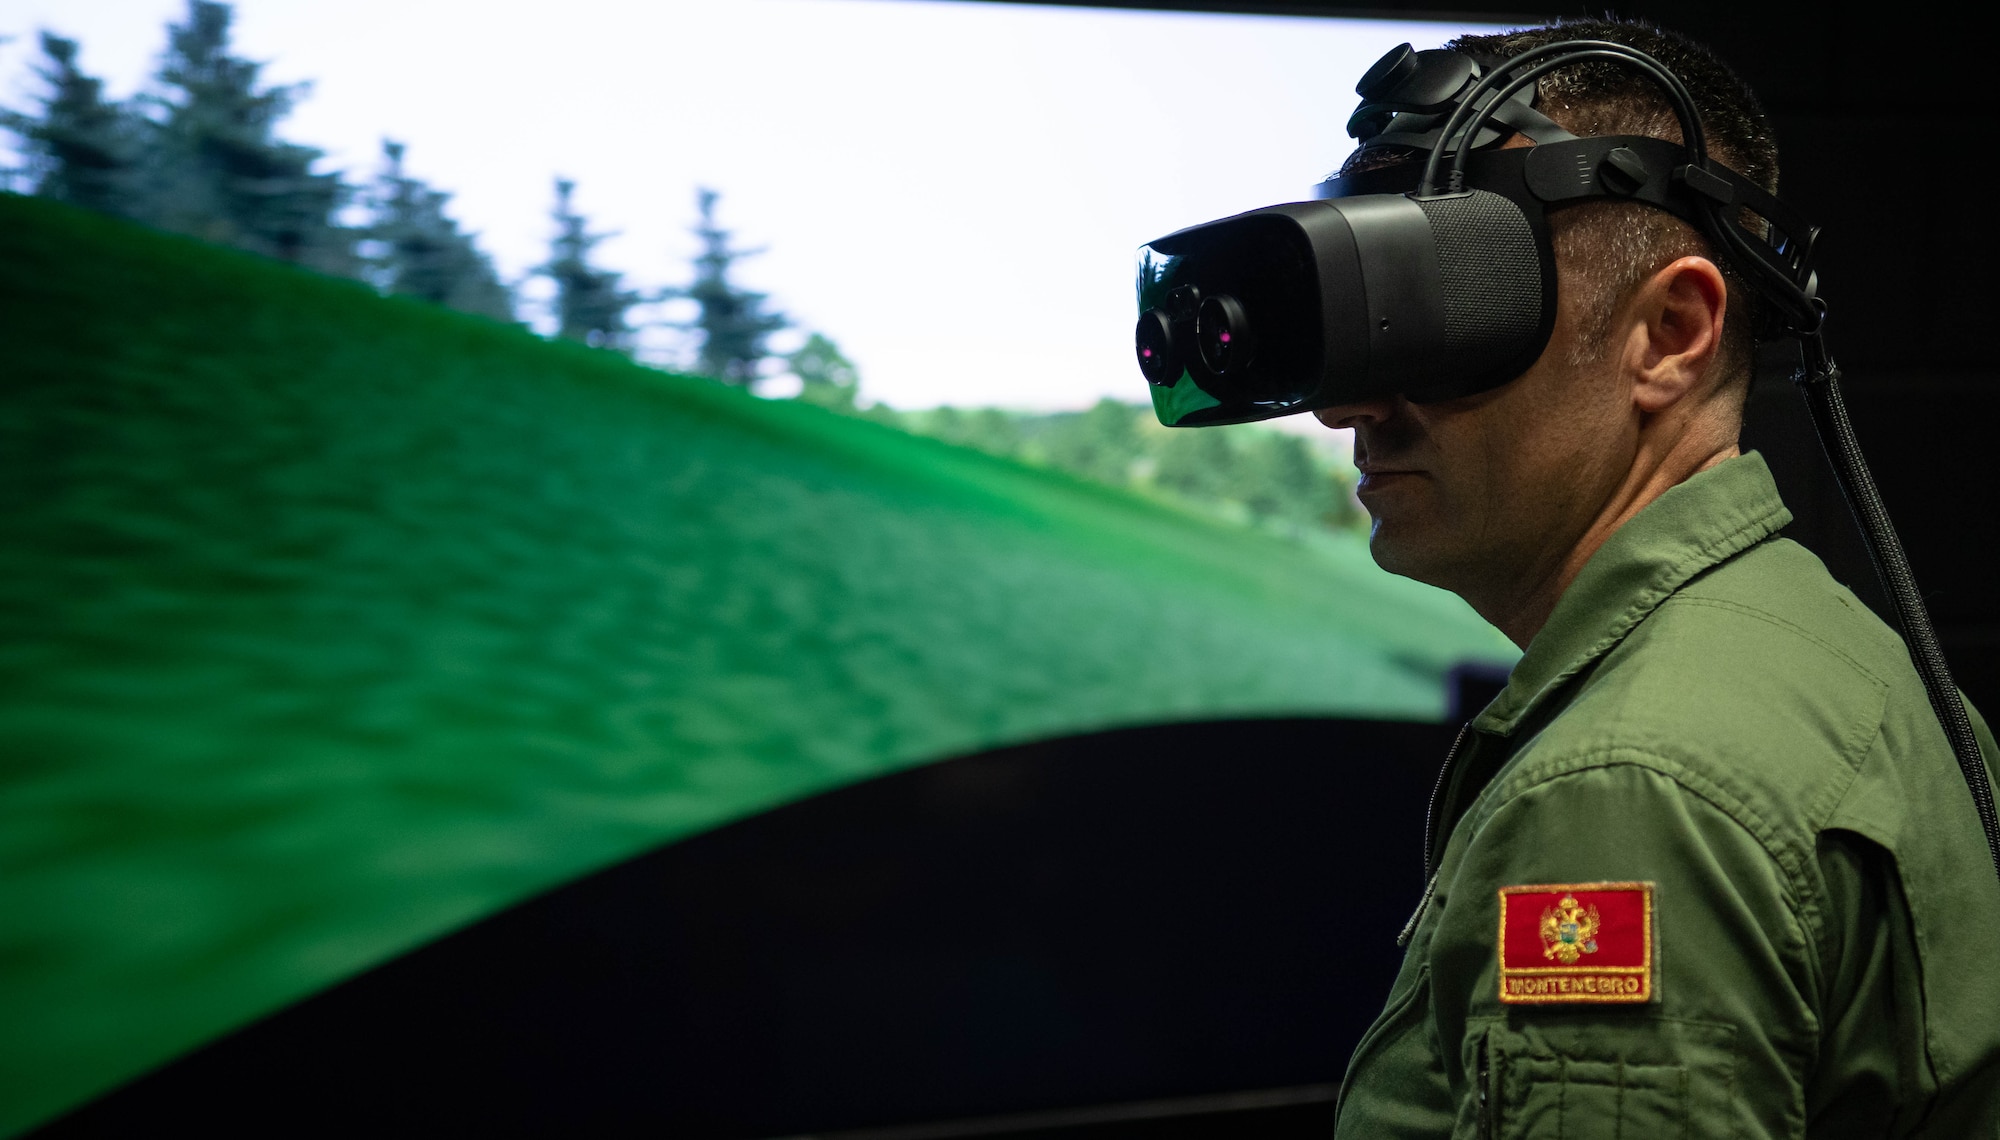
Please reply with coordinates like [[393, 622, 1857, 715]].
[[39, 717, 1455, 1138]]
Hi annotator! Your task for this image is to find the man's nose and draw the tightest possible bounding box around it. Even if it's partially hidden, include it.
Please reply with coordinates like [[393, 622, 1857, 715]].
[[1313, 396, 1397, 430]]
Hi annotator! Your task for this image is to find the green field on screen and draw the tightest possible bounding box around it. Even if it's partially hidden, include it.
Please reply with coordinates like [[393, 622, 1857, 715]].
[[0, 193, 1513, 1134]]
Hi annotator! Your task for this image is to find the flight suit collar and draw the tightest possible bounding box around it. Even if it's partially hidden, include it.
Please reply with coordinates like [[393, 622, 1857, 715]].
[[1470, 451, 1793, 740]]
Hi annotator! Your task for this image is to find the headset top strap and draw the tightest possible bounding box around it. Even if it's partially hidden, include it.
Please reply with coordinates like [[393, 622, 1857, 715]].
[[1313, 137, 1819, 327]]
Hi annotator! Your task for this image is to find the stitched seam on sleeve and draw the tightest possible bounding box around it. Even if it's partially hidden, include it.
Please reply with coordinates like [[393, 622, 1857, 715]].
[[1468, 750, 1822, 1024], [1462, 754, 1816, 1135], [1481, 748, 1808, 900]]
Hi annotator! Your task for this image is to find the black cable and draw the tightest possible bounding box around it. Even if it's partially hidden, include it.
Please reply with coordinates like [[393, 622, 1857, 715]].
[[1793, 331, 2000, 882], [1417, 40, 1706, 198], [1443, 52, 1702, 194]]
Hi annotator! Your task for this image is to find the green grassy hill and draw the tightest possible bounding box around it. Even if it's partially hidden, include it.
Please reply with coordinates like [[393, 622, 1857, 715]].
[[0, 193, 1513, 1134]]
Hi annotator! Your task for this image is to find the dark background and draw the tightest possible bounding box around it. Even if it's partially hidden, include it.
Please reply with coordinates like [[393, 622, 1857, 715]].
[[1008, 0, 2000, 716], [37, 718, 1454, 1139]]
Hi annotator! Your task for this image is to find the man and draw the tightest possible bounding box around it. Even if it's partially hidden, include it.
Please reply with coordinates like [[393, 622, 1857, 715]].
[[1315, 20, 2000, 1138]]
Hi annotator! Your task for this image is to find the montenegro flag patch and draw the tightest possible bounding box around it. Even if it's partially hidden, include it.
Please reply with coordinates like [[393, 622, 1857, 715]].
[[1496, 881, 1654, 1004]]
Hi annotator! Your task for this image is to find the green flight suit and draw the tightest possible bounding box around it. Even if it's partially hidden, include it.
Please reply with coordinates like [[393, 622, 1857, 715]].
[[1334, 452, 2000, 1138]]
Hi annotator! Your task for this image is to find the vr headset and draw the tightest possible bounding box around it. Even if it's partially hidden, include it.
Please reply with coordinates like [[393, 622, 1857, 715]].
[[1135, 38, 1822, 426], [1132, 37, 2000, 882]]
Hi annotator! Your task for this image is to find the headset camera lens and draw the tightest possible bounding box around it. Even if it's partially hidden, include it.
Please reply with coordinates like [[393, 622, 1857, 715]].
[[1196, 294, 1255, 374], [1135, 309, 1181, 387]]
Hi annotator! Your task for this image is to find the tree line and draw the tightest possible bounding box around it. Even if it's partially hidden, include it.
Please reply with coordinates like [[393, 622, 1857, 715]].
[[0, 0, 818, 392], [881, 400, 1362, 535], [3, 0, 1358, 535]]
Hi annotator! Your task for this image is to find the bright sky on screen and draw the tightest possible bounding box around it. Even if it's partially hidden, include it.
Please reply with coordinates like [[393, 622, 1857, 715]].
[[0, 0, 1510, 408]]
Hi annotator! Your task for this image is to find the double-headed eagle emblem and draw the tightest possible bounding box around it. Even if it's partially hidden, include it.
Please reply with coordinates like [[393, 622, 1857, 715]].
[[1540, 893, 1601, 964]]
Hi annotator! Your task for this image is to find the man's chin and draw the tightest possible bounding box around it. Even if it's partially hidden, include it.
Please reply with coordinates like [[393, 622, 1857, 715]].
[[1365, 521, 1451, 589]]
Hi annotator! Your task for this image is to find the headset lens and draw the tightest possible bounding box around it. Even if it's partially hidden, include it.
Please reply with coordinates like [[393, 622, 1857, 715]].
[[1195, 294, 1255, 374], [1134, 309, 1180, 387], [1136, 310, 1176, 386]]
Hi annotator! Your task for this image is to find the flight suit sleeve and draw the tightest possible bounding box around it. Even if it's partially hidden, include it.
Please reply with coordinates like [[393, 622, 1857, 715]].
[[1423, 757, 1820, 1140], [1807, 828, 1930, 1134]]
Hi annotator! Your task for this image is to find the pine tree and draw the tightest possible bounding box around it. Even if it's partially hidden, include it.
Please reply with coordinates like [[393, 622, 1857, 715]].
[[139, 0, 352, 274], [668, 188, 787, 386], [538, 177, 639, 351], [362, 140, 513, 322], [787, 331, 859, 410], [1, 33, 146, 216]]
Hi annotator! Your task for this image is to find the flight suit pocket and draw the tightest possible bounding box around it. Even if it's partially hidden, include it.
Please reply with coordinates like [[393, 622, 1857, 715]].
[[1465, 1016, 1736, 1140], [1500, 1055, 1689, 1139]]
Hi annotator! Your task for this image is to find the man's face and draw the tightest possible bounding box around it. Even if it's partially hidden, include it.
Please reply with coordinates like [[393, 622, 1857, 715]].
[[1313, 284, 1637, 604]]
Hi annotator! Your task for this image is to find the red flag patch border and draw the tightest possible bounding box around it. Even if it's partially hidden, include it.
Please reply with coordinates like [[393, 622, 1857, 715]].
[[1496, 880, 1654, 1005]]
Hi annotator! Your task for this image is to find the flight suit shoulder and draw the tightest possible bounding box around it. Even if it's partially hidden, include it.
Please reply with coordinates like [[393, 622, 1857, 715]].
[[1498, 535, 1893, 859]]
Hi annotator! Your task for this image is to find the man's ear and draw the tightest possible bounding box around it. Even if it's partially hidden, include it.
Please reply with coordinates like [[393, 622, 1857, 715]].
[[1625, 256, 1728, 415]]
